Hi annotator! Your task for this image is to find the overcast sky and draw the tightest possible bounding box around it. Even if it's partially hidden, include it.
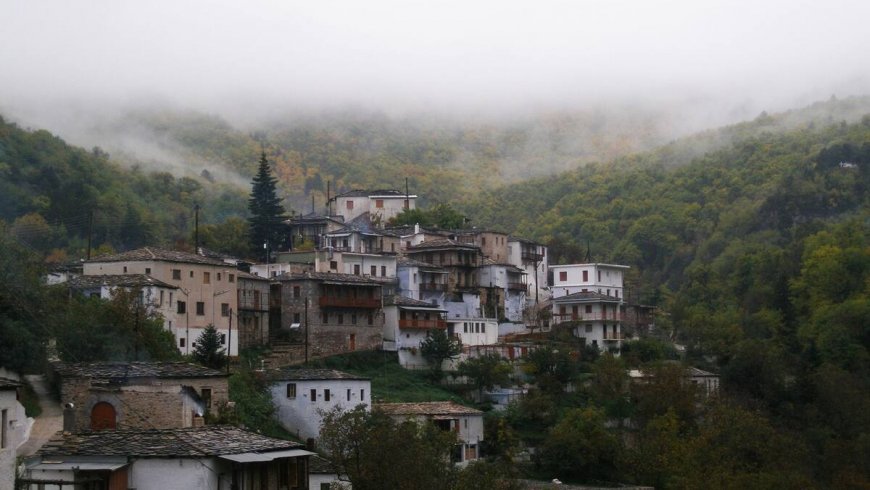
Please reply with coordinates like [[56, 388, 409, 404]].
[[2, 0, 869, 121]]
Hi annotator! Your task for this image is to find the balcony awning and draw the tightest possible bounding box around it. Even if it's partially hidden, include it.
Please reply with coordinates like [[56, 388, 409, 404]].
[[220, 448, 315, 463]]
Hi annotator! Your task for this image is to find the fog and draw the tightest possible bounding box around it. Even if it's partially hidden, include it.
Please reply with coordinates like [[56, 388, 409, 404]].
[[1, 0, 869, 166]]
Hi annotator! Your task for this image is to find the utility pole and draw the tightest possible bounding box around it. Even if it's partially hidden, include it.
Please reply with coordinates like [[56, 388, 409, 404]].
[[405, 177, 410, 210], [304, 297, 309, 364], [227, 308, 233, 374], [86, 209, 94, 260]]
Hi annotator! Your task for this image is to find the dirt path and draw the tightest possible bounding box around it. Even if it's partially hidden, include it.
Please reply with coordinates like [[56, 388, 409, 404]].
[[18, 374, 62, 456]]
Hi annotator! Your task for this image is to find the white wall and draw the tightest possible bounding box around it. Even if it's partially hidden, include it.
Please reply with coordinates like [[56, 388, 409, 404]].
[[449, 319, 498, 346], [271, 379, 371, 441], [130, 458, 219, 490], [0, 389, 27, 490], [549, 263, 626, 299]]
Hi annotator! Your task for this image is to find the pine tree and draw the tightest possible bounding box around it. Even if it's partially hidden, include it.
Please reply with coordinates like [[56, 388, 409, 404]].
[[248, 151, 287, 260], [192, 324, 226, 370]]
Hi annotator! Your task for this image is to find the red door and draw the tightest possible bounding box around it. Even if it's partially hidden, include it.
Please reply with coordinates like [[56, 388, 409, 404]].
[[90, 402, 117, 430]]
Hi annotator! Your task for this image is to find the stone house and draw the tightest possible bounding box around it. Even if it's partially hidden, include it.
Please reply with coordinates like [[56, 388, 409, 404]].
[[375, 401, 484, 466], [20, 425, 312, 490], [236, 271, 270, 349], [265, 368, 371, 441], [52, 362, 228, 431], [273, 272, 386, 358], [84, 247, 242, 356]]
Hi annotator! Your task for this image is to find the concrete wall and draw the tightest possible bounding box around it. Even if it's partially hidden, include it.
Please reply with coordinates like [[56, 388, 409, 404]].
[[272, 379, 371, 440]]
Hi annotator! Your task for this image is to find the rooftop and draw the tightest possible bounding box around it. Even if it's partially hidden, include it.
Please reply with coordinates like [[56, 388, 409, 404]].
[[70, 274, 177, 290], [273, 271, 388, 286], [0, 377, 22, 390], [375, 401, 482, 417], [334, 189, 416, 198], [384, 295, 446, 310], [263, 368, 369, 382], [553, 291, 622, 303], [87, 247, 227, 266], [53, 361, 227, 379], [37, 426, 304, 458], [407, 238, 480, 252]]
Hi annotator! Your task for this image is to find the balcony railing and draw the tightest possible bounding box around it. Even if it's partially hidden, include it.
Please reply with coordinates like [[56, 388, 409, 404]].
[[420, 283, 448, 292], [319, 296, 381, 309], [603, 333, 625, 341], [399, 319, 447, 329], [507, 282, 527, 291], [552, 312, 624, 323], [521, 251, 544, 262], [237, 293, 269, 311]]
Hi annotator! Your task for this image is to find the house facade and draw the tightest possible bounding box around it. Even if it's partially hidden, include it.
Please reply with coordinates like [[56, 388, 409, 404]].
[[552, 292, 624, 351], [382, 296, 448, 368], [507, 237, 548, 306], [52, 362, 228, 431], [266, 369, 371, 441], [236, 272, 271, 349], [273, 272, 385, 358], [1, 378, 26, 490], [67, 274, 178, 332], [329, 189, 416, 224], [20, 426, 313, 490], [375, 402, 484, 466], [84, 247, 241, 356]]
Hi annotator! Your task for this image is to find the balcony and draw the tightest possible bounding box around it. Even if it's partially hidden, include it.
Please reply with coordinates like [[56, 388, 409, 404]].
[[603, 332, 624, 341], [521, 251, 544, 262], [319, 296, 381, 309], [507, 282, 527, 292], [399, 319, 447, 329], [420, 283, 448, 292], [237, 292, 269, 311], [552, 312, 624, 323]]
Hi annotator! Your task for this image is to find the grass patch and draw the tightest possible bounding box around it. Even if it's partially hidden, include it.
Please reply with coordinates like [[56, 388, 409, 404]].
[[307, 351, 470, 404]]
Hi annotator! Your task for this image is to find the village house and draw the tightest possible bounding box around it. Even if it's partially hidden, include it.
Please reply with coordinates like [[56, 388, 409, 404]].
[[286, 211, 347, 250], [396, 256, 449, 303], [375, 401, 484, 466], [328, 189, 416, 224], [236, 271, 271, 350], [382, 295, 448, 368], [19, 426, 313, 490], [478, 259, 528, 322], [67, 273, 178, 330], [272, 272, 386, 358], [405, 238, 484, 318], [265, 368, 371, 441], [507, 237, 548, 306], [84, 247, 242, 356], [629, 366, 720, 397], [308, 455, 346, 490], [1, 378, 28, 490], [52, 362, 228, 431]]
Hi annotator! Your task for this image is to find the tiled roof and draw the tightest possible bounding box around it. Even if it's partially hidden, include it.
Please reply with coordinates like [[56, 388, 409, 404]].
[[53, 362, 227, 379], [407, 238, 479, 251], [335, 189, 411, 198], [70, 274, 177, 290], [0, 377, 22, 390], [38, 426, 304, 458], [309, 454, 337, 474], [384, 295, 444, 309], [273, 271, 387, 286], [88, 247, 227, 266], [263, 368, 369, 382], [553, 291, 621, 303], [375, 401, 482, 416]]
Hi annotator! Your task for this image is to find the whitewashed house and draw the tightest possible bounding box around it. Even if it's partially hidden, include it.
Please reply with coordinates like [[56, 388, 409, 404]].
[[329, 189, 416, 224], [375, 402, 484, 466], [67, 274, 178, 333], [549, 263, 628, 300], [19, 426, 313, 490], [383, 296, 448, 369], [1, 378, 28, 490], [267, 369, 371, 441]]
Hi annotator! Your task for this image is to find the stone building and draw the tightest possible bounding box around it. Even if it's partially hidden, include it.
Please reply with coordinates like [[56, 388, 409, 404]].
[[236, 271, 270, 349], [52, 362, 228, 431], [273, 272, 387, 358]]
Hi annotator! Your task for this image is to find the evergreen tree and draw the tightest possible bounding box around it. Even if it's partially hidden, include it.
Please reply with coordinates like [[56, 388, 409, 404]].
[[192, 324, 226, 370], [247, 152, 287, 260]]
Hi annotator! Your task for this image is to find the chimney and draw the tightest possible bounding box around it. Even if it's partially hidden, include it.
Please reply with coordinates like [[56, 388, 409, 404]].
[[63, 403, 76, 433]]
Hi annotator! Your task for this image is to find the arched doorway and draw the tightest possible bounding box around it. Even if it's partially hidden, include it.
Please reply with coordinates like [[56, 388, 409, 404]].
[[90, 402, 116, 430]]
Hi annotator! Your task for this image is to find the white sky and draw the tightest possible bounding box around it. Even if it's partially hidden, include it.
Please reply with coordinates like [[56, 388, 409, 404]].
[[1, 0, 869, 118]]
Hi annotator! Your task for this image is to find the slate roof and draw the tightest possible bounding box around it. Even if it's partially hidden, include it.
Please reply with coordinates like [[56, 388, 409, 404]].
[[334, 189, 414, 198], [396, 257, 446, 270], [53, 362, 227, 379], [263, 368, 369, 382], [88, 247, 227, 266], [552, 291, 621, 303], [69, 274, 178, 290], [309, 454, 337, 474], [0, 377, 22, 390], [407, 238, 480, 252], [375, 401, 483, 417], [273, 271, 387, 286], [384, 295, 446, 310], [236, 270, 270, 282], [481, 258, 526, 273], [37, 426, 304, 458]]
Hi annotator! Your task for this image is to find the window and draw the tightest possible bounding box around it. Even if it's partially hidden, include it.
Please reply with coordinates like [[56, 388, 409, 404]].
[[293, 286, 301, 298], [585, 305, 592, 313], [347, 389, 351, 401], [481, 237, 486, 246], [324, 389, 331, 402], [330, 261, 338, 270], [293, 313, 301, 323], [286, 383, 296, 399], [190, 271, 194, 278], [229, 273, 235, 283], [123, 266, 128, 273], [481, 323, 486, 333], [321, 484, 332, 490], [169, 292, 173, 305], [351, 313, 357, 324], [311, 389, 317, 402], [201, 388, 212, 411], [159, 290, 164, 306], [221, 303, 230, 317], [196, 302, 205, 315], [1, 409, 7, 449], [598, 270, 602, 282], [463, 322, 468, 333], [177, 301, 187, 314], [172, 269, 181, 280], [337, 313, 343, 324], [381, 266, 387, 277], [361, 389, 365, 401], [375, 199, 384, 208], [217, 272, 222, 281], [346, 200, 354, 210], [582, 270, 589, 282], [585, 324, 593, 333], [559, 271, 567, 281], [354, 264, 360, 275], [145, 267, 151, 274], [203, 272, 210, 284], [180, 338, 186, 347], [220, 334, 226, 344]]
